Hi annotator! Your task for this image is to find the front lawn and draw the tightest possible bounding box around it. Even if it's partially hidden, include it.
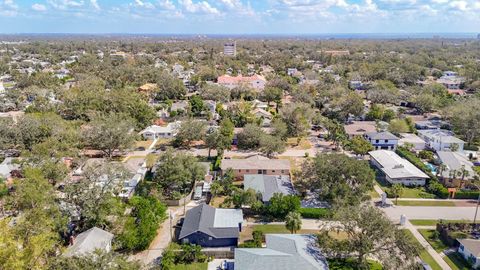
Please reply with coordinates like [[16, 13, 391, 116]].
[[135, 140, 153, 149], [410, 220, 472, 226], [252, 224, 319, 234], [418, 229, 448, 252], [171, 263, 208, 270], [403, 230, 442, 270], [444, 252, 472, 270], [327, 258, 382, 270], [393, 200, 455, 207]]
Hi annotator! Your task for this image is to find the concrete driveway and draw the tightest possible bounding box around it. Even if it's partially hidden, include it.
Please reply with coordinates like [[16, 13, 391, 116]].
[[208, 259, 234, 270]]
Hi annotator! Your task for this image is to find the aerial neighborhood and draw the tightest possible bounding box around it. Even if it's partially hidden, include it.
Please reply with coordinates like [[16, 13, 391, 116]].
[[0, 35, 480, 270]]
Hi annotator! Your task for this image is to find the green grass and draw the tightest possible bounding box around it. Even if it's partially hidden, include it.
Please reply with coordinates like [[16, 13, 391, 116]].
[[444, 253, 472, 270], [327, 258, 382, 270], [170, 263, 208, 270], [252, 224, 292, 234], [409, 219, 472, 226], [393, 200, 455, 207], [418, 229, 448, 252], [403, 230, 442, 270], [400, 187, 436, 199]]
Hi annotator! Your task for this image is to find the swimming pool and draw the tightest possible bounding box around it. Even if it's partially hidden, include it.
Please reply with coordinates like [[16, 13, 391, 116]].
[[425, 162, 437, 173]]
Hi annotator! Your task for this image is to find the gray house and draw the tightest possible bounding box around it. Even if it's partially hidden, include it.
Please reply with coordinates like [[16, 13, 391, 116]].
[[64, 227, 113, 257], [235, 234, 329, 270], [179, 204, 243, 247], [243, 174, 295, 202]]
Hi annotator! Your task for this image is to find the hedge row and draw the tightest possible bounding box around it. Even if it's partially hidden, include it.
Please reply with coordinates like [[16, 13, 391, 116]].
[[298, 208, 332, 219]]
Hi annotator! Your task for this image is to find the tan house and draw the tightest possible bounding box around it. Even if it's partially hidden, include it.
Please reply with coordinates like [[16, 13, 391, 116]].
[[220, 155, 291, 179], [344, 121, 377, 138]]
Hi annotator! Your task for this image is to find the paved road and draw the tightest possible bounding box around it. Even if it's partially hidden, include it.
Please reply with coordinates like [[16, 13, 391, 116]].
[[383, 205, 477, 221], [246, 219, 341, 230]]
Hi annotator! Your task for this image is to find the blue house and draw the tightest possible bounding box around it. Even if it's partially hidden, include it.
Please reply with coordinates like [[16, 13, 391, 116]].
[[178, 204, 243, 247]]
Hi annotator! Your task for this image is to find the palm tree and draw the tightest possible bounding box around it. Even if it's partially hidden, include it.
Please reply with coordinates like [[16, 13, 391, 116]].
[[285, 211, 302, 234], [459, 165, 471, 189], [390, 184, 403, 205], [437, 164, 447, 179]]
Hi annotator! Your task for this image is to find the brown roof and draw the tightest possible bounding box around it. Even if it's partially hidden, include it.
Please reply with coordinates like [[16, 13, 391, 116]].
[[344, 121, 376, 136], [221, 155, 290, 171]]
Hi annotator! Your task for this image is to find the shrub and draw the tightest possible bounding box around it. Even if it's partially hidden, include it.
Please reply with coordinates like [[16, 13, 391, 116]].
[[298, 208, 332, 219], [464, 144, 479, 151]]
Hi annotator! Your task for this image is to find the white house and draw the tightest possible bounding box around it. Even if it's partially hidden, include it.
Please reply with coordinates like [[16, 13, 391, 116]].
[[398, 133, 426, 151], [140, 122, 180, 140], [417, 129, 465, 152], [364, 131, 399, 150], [458, 239, 480, 268], [64, 227, 114, 257], [369, 150, 429, 186]]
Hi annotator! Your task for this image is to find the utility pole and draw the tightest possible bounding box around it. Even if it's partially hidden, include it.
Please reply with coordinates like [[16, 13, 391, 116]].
[[169, 210, 173, 241], [473, 192, 480, 227]]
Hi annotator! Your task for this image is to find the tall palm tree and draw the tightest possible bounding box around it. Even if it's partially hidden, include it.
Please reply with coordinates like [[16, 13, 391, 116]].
[[437, 164, 447, 179], [459, 165, 471, 189], [285, 211, 302, 234]]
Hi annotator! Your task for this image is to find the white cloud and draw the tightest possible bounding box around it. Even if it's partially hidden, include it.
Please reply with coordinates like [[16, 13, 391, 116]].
[[0, 0, 19, 16], [90, 0, 100, 10], [449, 0, 468, 11], [179, 0, 220, 14], [158, 0, 175, 10], [47, 0, 85, 10], [131, 0, 155, 9], [32, 3, 48, 11]]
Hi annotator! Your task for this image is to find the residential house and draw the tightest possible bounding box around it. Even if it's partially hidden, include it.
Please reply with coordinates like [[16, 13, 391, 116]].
[[171, 101, 189, 113], [344, 121, 377, 138], [178, 204, 243, 247], [398, 133, 426, 151], [287, 68, 299, 76], [457, 239, 480, 268], [220, 155, 291, 179], [217, 74, 266, 91], [64, 227, 113, 257], [436, 75, 465, 90], [417, 129, 465, 152], [349, 80, 364, 90], [369, 150, 429, 186], [436, 151, 476, 187], [364, 131, 399, 150], [139, 122, 180, 140], [0, 158, 20, 182], [252, 108, 273, 127], [234, 234, 329, 270], [243, 175, 295, 203]]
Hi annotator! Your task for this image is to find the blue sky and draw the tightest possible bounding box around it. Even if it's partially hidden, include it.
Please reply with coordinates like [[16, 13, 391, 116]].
[[0, 0, 479, 34]]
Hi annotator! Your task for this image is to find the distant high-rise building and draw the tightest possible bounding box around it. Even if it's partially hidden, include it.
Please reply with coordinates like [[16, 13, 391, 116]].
[[224, 42, 236, 56], [477, 33, 480, 39]]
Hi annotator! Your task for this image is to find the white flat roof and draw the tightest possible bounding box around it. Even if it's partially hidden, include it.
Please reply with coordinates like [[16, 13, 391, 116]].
[[369, 150, 429, 179]]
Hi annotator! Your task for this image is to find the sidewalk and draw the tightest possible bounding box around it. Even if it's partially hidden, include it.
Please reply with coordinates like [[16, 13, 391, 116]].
[[404, 220, 452, 270]]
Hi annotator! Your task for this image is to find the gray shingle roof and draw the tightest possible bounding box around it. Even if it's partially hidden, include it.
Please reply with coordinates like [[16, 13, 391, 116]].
[[235, 234, 329, 270], [179, 204, 243, 240], [244, 174, 295, 202], [365, 131, 399, 140], [458, 239, 480, 257], [64, 227, 113, 257], [437, 151, 476, 179]]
